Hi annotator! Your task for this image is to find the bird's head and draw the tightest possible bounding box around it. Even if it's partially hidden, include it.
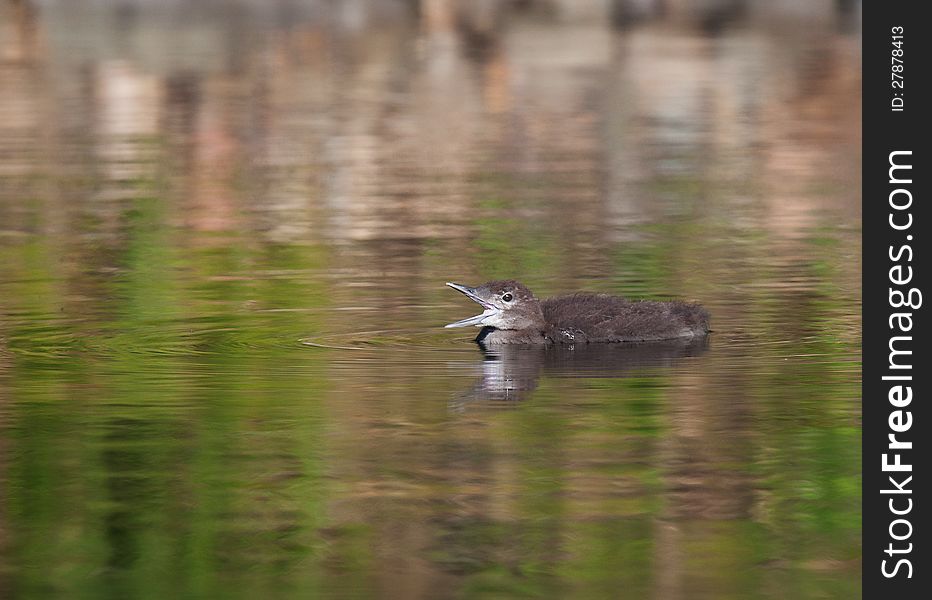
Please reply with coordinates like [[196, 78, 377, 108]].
[[445, 280, 544, 331]]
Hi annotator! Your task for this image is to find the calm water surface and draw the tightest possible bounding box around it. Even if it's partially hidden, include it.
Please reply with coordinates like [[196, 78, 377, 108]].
[[1, 1, 860, 598]]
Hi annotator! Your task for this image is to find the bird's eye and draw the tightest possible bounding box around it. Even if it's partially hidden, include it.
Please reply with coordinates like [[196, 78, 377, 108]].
[[502, 293, 513, 303]]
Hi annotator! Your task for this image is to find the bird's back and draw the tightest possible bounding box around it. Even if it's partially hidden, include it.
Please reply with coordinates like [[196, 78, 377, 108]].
[[541, 293, 709, 343]]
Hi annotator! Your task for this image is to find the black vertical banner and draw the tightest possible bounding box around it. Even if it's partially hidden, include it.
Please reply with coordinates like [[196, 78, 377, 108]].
[[863, 2, 927, 598]]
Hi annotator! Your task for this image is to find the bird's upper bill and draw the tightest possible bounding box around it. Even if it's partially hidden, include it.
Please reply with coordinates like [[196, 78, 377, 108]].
[[444, 282, 501, 328]]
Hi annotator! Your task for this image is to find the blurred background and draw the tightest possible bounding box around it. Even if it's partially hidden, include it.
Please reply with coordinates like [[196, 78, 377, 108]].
[[1, 0, 860, 598]]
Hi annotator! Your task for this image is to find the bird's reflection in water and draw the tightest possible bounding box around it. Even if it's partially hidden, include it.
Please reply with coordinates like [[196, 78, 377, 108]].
[[452, 337, 710, 409]]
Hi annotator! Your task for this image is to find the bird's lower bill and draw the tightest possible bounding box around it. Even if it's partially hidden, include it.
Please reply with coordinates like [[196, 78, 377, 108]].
[[445, 282, 501, 328], [445, 307, 501, 328]]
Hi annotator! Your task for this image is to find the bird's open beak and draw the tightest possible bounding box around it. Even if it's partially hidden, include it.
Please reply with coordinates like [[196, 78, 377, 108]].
[[445, 282, 500, 328]]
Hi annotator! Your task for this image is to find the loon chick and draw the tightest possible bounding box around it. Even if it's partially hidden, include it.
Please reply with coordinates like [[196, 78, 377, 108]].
[[445, 280, 710, 345]]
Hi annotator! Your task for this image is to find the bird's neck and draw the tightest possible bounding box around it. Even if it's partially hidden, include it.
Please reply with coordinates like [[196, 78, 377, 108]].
[[476, 326, 549, 345]]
